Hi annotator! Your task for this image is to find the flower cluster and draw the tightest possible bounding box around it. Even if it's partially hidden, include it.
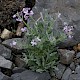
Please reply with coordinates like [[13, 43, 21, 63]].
[[63, 22, 74, 39], [31, 37, 41, 46], [13, 7, 34, 22]]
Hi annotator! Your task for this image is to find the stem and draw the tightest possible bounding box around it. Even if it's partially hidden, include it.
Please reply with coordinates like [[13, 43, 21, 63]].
[[17, 12, 31, 33]]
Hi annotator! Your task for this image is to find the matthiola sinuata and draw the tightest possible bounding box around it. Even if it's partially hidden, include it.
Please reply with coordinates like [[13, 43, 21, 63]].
[[63, 22, 74, 39], [13, 7, 34, 22]]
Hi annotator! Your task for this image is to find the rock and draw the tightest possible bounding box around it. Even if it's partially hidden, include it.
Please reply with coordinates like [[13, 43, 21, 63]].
[[75, 52, 80, 64], [59, 49, 75, 64], [53, 63, 66, 79], [69, 74, 80, 80], [0, 72, 12, 80], [50, 77, 58, 80], [2, 38, 27, 51], [15, 56, 26, 68], [62, 68, 72, 80], [74, 43, 80, 52], [76, 52, 80, 58], [11, 73, 20, 80], [0, 56, 13, 69], [12, 67, 26, 73], [11, 70, 51, 80], [75, 65, 80, 74], [76, 58, 80, 64], [0, 44, 11, 59], [70, 62, 75, 71]]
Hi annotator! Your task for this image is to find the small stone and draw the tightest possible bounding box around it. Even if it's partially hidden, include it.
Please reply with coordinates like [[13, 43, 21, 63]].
[[76, 52, 80, 58], [75, 65, 80, 74], [54, 63, 66, 79], [76, 58, 80, 64], [62, 68, 72, 80], [50, 77, 58, 80], [15, 57, 26, 68], [0, 72, 12, 80], [12, 67, 26, 73], [0, 44, 11, 59], [0, 56, 13, 69], [70, 62, 75, 71], [59, 49, 75, 64], [69, 74, 80, 80]]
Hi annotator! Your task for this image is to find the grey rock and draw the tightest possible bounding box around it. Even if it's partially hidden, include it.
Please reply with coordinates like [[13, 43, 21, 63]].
[[70, 62, 75, 71], [11, 73, 21, 80], [69, 74, 80, 80], [0, 44, 11, 59], [0, 72, 12, 80], [54, 63, 66, 79], [0, 56, 13, 69], [62, 68, 72, 80], [59, 49, 75, 64], [76, 58, 80, 64], [50, 77, 58, 80], [15, 56, 26, 68], [76, 52, 80, 58], [12, 67, 26, 73], [75, 65, 80, 74], [11, 70, 51, 80], [2, 38, 28, 51]]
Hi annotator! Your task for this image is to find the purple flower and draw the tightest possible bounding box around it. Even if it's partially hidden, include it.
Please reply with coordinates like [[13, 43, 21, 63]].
[[22, 8, 30, 14], [12, 41, 17, 45], [13, 14, 17, 18], [16, 18, 22, 22], [31, 37, 41, 46], [29, 10, 34, 16], [10, 41, 17, 47], [63, 25, 74, 39], [68, 35, 73, 39], [24, 14, 29, 20], [21, 27, 27, 32], [31, 40, 37, 46], [13, 7, 33, 22], [64, 22, 68, 26]]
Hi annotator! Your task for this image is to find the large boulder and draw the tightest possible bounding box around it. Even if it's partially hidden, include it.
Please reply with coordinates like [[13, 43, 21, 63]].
[[11, 70, 51, 80]]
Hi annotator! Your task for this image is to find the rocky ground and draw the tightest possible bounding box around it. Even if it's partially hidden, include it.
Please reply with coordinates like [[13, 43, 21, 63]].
[[0, 0, 80, 80], [0, 36, 80, 80]]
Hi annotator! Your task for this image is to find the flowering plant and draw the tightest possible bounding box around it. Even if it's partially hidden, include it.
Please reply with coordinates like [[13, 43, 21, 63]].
[[13, 9, 67, 72], [21, 9, 67, 73]]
